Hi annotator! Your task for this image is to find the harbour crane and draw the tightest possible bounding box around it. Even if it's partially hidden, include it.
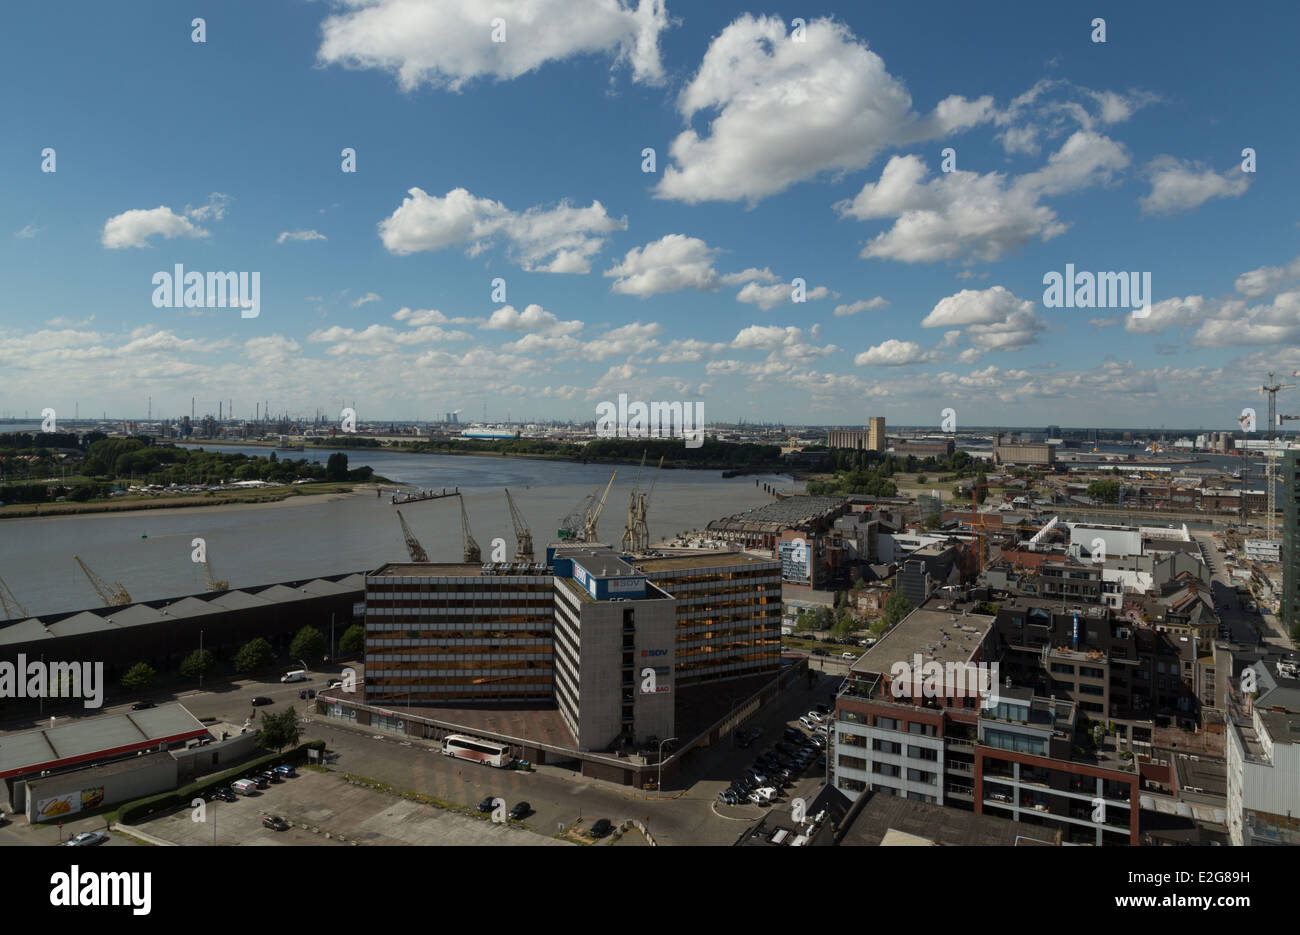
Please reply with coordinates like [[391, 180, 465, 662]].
[[396, 509, 429, 563], [74, 555, 131, 606], [459, 494, 482, 563], [626, 455, 664, 551], [504, 488, 534, 561], [637, 455, 665, 549], [202, 554, 229, 591], [0, 575, 28, 619], [584, 470, 617, 542], [557, 489, 595, 541], [621, 452, 648, 551]]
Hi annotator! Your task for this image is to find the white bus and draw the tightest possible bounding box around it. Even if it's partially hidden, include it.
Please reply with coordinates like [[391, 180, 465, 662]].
[[441, 734, 514, 768]]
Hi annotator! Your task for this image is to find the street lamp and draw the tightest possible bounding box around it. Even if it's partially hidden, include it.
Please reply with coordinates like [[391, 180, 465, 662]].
[[657, 736, 677, 801]]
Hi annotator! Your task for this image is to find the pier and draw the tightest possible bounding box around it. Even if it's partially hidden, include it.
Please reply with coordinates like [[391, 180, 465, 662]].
[[390, 486, 460, 506]]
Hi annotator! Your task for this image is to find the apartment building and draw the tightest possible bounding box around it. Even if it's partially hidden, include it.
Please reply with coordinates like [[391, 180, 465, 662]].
[[833, 599, 1139, 845], [1225, 657, 1300, 845]]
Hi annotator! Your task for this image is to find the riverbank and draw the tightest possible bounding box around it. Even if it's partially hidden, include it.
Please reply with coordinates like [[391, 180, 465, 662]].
[[180, 438, 788, 474], [0, 481, 384, 520]]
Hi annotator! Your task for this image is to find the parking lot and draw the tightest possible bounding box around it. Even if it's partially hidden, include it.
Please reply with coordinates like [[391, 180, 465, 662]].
[[136, 770, 569, 846]]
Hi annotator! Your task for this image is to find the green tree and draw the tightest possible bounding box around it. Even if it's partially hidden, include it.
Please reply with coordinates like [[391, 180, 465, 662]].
[[882, 592, 912, 629], [258, 707, 301, 752], [121, 662, 156, 693], [1086, 479, 1121, 503], [234, 637, 275, 673], [289, 625, 326, 662], [338, 623, 365, 657], [916, 474, 927, 484], [923, 512, 943, 531], [325, 452, 349, 481], [179, 648, 216, 680], [832, 610, 856, 639]]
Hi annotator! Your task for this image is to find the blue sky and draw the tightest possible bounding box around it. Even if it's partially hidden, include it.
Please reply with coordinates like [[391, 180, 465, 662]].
[[2, 0, 1298, 430]]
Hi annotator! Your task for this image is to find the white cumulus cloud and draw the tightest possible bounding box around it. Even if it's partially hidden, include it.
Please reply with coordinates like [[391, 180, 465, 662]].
[[378, 187, 625, 273], [317, 0, 669, 92]]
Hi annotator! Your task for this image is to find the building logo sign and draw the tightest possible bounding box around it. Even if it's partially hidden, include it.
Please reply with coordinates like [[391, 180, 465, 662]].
[[642, 649, 667, 657], [607, 577, 642, 594]]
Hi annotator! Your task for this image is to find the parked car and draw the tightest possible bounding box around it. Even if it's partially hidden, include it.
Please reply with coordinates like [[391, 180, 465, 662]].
[[213, 787, 238, 802], [130, 700, 156, 711], [250, 696, 273, 706], [807, 710, 826, 724], [62, 831, 108, 846], [246, 774, 269, 789], [261, 815, 288, 831], [326, 679, 344, 689], [509, 802, 531, 820], [811, 648, 828, 656], [476, 796, 498, 813], [298, 688, 317, 699], [589, 818, 613, 838], [273, 765, 296, 778], [799, 716, 817, 731], [718, 790, 738, 805], [232, 779, 259, 796], [841, 652, 857, 660], [814, 703, 832, 716], [260, 770, 282, 784]]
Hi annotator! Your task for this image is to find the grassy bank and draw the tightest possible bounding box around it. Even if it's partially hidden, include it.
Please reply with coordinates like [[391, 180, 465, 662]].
[[0, 481, 374, 520]]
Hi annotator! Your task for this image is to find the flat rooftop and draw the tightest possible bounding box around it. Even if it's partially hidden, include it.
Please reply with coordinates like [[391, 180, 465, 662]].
[[0, 703, 209, 778], [851, 602, 994, 674], [369, 562, 548, 577], [839, 792, 1057, 846], [706, 495, 847, 531], [633, 550, 777, 573]]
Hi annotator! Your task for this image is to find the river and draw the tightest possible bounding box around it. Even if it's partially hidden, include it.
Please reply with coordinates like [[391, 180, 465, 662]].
[[0, 443, 794, 618]]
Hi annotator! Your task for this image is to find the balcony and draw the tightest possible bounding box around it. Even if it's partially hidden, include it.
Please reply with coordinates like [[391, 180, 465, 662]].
[[946, 783, 974, 801]]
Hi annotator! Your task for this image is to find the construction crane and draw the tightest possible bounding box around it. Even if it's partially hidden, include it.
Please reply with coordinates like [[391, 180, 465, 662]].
[[74, 555, 131, 606], [0, 575, 28, 619], [459, 494, 482, 563], [620, 452, 648, 551], [1260, 371, 1297, 442], [584, 470, 617, 542], [504, 488, 533, 561], [395, 509, 429, 563]]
